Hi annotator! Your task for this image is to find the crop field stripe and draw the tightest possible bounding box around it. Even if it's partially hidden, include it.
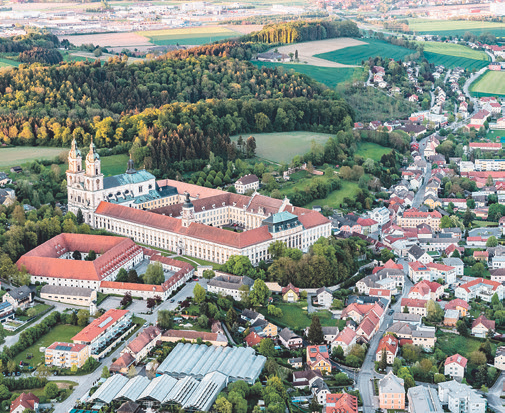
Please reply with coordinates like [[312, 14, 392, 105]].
[[420, 42, 488, 60], [314, 39, 412, 65], [470, 71, 505, 97], [251, 61, 364, 88], [424, 51, 489, 70]]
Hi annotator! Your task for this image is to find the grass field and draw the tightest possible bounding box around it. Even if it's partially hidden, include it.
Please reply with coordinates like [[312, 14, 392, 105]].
[[139, 26, 240, 45], [470, 71, 505, 97], [14, 324, 83, 367], [315, 39, 411, 65], [421, 42, 488, 60], [0, 57, 19, 68], [0, 147, 65, 169], [305, 180, 361, 209], [408, 19, 505, 37], [259, 302, 336, 330], [355, 142, 392, 162], [436, 331, 494, 359], [251, 61, 364, 88], [230, 131, 333, 163], [101, 154, 129, 176], [424, 52, 489, 71]]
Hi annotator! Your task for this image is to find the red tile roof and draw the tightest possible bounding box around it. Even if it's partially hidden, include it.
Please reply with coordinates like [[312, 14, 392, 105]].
[[126, 326, 161, 355], [401, 298, 428, 308], [427, 262, 454, 272], [469, 142, 501, 149], [281, 283, 299, 295], [376, 334, 399, 356], [357, 218, 378, 227], [408, 261, 429, 272], [72, 309, 129, 343], [474, 251, 489, 258], [402, 208, 441, 219], [459, 277, 501, 293], [110, 352, 134, 372], [245, 332, 262, 347], [162, 330, 222, 342], [369, 288, 392, 297], [445, 299, 469, 310], [17, 233, 142, 281], [333, 327, 356, 346], [399, 338, 413, 347], [445, 354, 467, 368], [472, 314, 495, 331], [326, 393, 358, 413], [373, 259, 403, 274], [10, 393, 38, 412]]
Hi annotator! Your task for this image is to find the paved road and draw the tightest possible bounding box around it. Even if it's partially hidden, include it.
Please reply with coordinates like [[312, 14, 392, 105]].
[[357, 261, 413, 411], [412, 135, 432, 209], [57, 278, 207, 413], [488, 371, 505, 413]]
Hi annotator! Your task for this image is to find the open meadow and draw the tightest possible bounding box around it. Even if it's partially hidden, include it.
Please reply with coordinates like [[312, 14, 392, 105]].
[[419, 41, 490, 70], [251, 61, 364, 88], [0, 147, 65, 169], [231, 131, 333, 163], [139, 26, 240, 45], [408, 19, 505, 37], [315, 39, 411, 65], [470, 71, 505, 97], [0, 57, 19, 68]]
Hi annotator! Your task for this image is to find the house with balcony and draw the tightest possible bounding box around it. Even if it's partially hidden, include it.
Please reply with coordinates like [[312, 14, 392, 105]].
[[45, 342, 90, 369], [455, 278, 504, 302]]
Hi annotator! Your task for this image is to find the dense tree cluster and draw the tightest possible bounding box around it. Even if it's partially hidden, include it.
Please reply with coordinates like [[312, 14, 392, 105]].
[[0, 33, 60, 53], [245, 20, 360, 43], [18, 47, 63, 65]]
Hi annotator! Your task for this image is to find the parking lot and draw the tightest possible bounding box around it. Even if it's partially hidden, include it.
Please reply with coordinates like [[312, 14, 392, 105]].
[[99, 296, 149, 314]]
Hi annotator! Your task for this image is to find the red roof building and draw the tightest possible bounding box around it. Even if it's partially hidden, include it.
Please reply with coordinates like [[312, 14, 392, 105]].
[[326, 393, 358, 413], [245, 332, 262, 347], [376, 334, 399, 364], [11, 393, 39, 413], [445, 353, 468, 368]]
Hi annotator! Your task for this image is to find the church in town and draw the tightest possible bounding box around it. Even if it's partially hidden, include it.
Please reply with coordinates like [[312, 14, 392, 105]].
[[66, 140, 331, 265]]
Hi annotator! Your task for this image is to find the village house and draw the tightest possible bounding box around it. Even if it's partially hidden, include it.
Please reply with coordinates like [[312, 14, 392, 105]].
[[400, 298, 427, 317], [376, 334, 399, 364], [316, 287, 332, 307], [306, 345, 331, 374], [281, 283, 300, 302], [207, 273, 254, 301], [330, 327, 357, 356], [279, 328, 303, 349], [494, 347, 505, 370], [3, 285, 33, 310], [455, 278, 504, 302], [444, 309, 460, 327], [325, 393, 358, 413], [444, 354, 467, 380], [10, 393, 39, 413], [234, 174, 259, 194], [408, 280, 443, 301], [123, 326, 162, 362], [379, 372, 405, 410], [445, 299, 469, 317], [472, 315, 495, 338]]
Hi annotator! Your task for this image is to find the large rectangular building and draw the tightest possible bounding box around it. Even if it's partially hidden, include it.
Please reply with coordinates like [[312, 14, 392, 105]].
[[72, 309, 132, 355], [45, 342, 89, 368]]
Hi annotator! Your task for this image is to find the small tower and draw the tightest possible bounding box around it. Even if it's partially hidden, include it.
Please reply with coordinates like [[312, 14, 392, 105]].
[[89, 299, 98, 316], [181, 192, 195, 228], [126, 154, 136, 174], [67, 138, 82, 175], [84, 139, 103, 192]]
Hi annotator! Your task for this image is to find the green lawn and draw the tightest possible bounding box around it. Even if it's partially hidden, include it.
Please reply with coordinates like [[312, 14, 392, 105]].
[[230, 131, 333, 163], [487, 130, 504, 141], [18, 304, 52, 321], [304, 180, 361, 209], [436, 331, 494, 359], [0, 147, 66, 169], [472, 220, 498, 228], [471, 71, 505, 97], [258, 302, 336, 330], [251, 61, 364, 88], [355, 142, 392, 162], [139, 26, 239, 45], [101, 154, 129, 176], [315, 39, 412, 65], [14, 324, 83, 368], [407, 19, 505, 37]]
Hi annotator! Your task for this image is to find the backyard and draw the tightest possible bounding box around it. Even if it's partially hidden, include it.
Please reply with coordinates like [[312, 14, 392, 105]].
[[14, 324, 83, 368], [259, 302, 336, 330], [436, 331, 496, 360]]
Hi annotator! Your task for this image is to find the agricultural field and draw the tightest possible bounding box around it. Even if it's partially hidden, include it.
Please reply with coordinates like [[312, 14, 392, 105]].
[[407, 19, 505, 37], [424, 52, 489, 71], [0, 147, 66, 169], [315, 39, 412, 65], [251, 61, 364, 88], [139, 26, 241, 46], [470, 71, 505, 97], [274, 38, 366, 68], [419, 42, 490, 70], [230, 131, 333, 163], [0, 57, 19, 68], [60, 32, 153, 50]]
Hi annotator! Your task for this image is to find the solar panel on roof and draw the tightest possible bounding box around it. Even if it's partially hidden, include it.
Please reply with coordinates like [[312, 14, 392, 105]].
[[98, 316, 113, 328], [55, 345, 72, 351]]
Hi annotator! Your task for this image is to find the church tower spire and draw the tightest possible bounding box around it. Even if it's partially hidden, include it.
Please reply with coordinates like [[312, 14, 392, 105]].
[[68, 138, 82, 174], [126, 153, 136, 174], [86, 138, 101, 177]]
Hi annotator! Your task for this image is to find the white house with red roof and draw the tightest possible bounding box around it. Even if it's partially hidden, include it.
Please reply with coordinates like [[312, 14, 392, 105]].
[[408, 280, 443, 301], [465, 109, 490, 131], [10, 393, 39, 413], [331, 327, 357, 355], [408, 261, 457, 285], [472, 314, 495, 338], [455, 278, 504, 302], [469, 142, 502, 152], [235, 174, 259, 194], [444, 354, 467, 380], [376, 334, 399, 364], [445, 298, 470, 317], [400, 298, 428, 317]]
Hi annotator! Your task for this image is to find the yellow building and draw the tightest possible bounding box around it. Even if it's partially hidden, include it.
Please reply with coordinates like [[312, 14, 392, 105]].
[[45, 342, 89, 369], [282, 283, 300, 302], [306, 345, 331, 374]]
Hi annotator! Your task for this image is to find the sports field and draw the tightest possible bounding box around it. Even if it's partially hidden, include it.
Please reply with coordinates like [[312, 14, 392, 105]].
[[139, 26, 240, 45], [0, 147, 66, 168], [470, 71, 505, 97], [315, 39, 411, 65], [408, 19, 505, 37], [231, 131, 332, 163], [251, 61, 364, 88]]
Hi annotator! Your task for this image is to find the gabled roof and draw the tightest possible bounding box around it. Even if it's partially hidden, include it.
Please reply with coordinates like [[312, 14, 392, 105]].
[[401, 298, 427, 308], [445, 353, 467, 368], [326, 393, 358, 413], [245, 332, 262, 347], [472, 314, 495, 331], [376, 334, 399, 355], [333, 327, 356, 346], [445, 298, 469, 310], [72, 309, 129, 343], [10, 393, 39, 412]]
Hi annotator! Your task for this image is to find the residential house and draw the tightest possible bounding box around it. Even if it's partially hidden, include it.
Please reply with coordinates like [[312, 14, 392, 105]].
[[316, 287, 332, 308], [444, 354, 467, 380], [288, 357, 303, 369], [10, 393, 39, 413], [161, 330, 227, 346], [408, 245, 433, 264], [311, 377, 331, 405], [207, 274, 254, 301], [397, 208, 442, 231], [279, 328, 303, 349], [371, 207, 390, 226], [412, 326, 437, 351], [444, 309, 460, 326], [376, 334, 399, 364], [292, 369, 322, 388], [306, 345, 331, 374], [325, 393, 358, 413], [471, 315, 495, 338], [241, 309, 264, 325], [330, 327, 357, 355], [45, 342, 90, 369], [445, 299, 469, 317], [322, 326, 339, 345], [117, 401, 144, 413], [110, 352, 135, 374], [281, 283, 300, 302], [408, 280, 443, 301], [250, 318, 278, 337], [3, 285, 33, 310], [455, 278, 504, 302], [393, 313, 422, 325], [387, 322, 416, 340], [474, 251, 489, 262], [0, 172, 11, 187], [400, 298, 428, 317], [494, 346, 505, 370], [408, 261, 457, 285], [123, 326, 162, 362], [234, 174, 259, 194], [245, 332, 262, 347], [438, 380, 486, 413], [442, 258, 464, 276], [379, 372, 405, 410]]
